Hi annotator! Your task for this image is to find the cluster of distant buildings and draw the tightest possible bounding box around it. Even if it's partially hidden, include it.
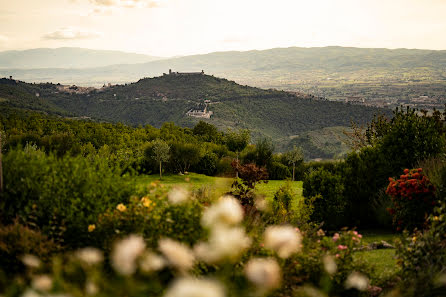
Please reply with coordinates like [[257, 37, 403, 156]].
[[331, 95, 445, 110], [164, 69, 205, 76], [187, 99, 213, 119]]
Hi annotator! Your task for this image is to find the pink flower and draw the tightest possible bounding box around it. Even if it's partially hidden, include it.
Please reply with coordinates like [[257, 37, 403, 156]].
[[357, 234, 362, 238], [353, 231, 358, 235], [332, 233, 340, 242], [335, 253, 340, 258], [337, 245, 348, 250]]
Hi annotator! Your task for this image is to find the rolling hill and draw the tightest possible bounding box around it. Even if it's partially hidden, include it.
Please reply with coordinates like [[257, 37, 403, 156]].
[[0, 73, 390, 158], [0, 47, 164, 69], [2, 46, 445, 109]]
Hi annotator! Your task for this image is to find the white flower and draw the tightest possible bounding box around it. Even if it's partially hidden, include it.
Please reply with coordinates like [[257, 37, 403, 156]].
[[164, 277, 225, 297], [159, 238, 195, 272], [244, 258, 281, 290], [22, 254, 41, 268], [322, 255, 337, 275], [111, 235, 146, 275], [168, 187, 190, 204], [194, 225, 251, 264], [139, 251, 166, 272], [345, 272, 369, 291], [264, 225, 302, 258], [32, 275, 53, 292], [85, 280, 99, 295], [75, 247, 103, 265], [201, 196, 243, 228]]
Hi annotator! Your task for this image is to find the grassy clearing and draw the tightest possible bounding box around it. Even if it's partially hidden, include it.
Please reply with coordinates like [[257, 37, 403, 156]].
[[354, 249, 398, 284], [354, 231, 400, 284], [134, 173, 303, 201]]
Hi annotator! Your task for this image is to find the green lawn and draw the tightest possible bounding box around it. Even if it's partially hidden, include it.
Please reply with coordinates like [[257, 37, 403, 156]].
[[354, 230, 400, 285], [134, 173, 303, 201]]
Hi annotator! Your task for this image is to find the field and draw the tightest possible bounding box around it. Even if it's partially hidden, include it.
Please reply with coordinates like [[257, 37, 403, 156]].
[[134, 172, 304, 202]]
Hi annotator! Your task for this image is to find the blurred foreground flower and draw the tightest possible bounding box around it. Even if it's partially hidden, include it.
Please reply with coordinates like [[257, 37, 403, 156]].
[[140, 251, 166, 272], [345, 272, 369, 291], [322, 255, 337, 275], [201, 195, 243, 227], [168, 187, 189, 204], [164, 277, 225, 297], [32, 275, 53, 292], [88, 224, 96, 232], [111, 235, 146, 275], [159, 238, 195, 272], [264, 225, 302, 258], [116, 203, 127, 212], [75, 247, 103, 265], [244, 258, 281, 291], [22, 254, 41, 269], [194, 225, 251, 264]]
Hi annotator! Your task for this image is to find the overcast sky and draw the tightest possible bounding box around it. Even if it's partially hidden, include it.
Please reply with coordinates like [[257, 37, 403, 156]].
[[1, 0, 446, 56]]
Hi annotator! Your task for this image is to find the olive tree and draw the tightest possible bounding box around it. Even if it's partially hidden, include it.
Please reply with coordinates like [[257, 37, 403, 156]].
[[152, 139, 170, 179], [226, 129, 250, 177], [285, 145, 303, 181]]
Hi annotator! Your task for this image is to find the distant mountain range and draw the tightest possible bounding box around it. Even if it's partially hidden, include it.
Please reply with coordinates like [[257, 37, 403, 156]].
[[0, 74, 390, 159], [0, 47, 163, 69], [1, 46, 445, 108]]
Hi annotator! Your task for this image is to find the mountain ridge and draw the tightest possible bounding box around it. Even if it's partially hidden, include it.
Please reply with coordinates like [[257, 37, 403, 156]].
[[0, 47, 164, 69]]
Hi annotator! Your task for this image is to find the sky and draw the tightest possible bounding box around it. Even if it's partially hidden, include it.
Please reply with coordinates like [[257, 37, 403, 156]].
[[0, 0, 446, 57]]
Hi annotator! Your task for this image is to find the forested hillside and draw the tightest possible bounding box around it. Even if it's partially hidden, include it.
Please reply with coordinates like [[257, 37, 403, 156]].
[[0, 74, 389, 157]]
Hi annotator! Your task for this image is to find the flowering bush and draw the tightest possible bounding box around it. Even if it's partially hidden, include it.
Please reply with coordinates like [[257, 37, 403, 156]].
[[0, 191, 374, 297], [386, 168, 437, 231], [89, 183, 205, 250], [393, 201, 446, 297]]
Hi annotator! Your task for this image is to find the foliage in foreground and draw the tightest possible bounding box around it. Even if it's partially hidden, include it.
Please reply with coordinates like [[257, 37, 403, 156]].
[[0, 189, 374, 297], [0, 147, 137, 248], [303, 107, 445, 229]]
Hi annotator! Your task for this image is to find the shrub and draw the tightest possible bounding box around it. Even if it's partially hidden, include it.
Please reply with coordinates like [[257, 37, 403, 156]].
[[215, 156, 234, 176], [386, 168, 437, 231], [280, 229, 369, 297], [1, 147, 137, 248], [91, 184, 205, 250], [195, 152, 218, 176], [231, 161, 268, 209], [394, 201, 446, 297], [303, 167, 347, 230], [268, 161, 291, 180], [0, 220, 60, 275]]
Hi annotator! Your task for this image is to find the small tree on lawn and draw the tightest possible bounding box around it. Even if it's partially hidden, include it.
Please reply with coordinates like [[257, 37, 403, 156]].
[[152, 139, 170, 180], [226, 129, 250, 177], [231, 160, 268, 209], [285, 145, 303, 181]]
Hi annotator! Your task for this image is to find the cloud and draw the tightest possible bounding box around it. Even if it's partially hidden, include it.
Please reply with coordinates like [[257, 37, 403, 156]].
[[89, 0, 161, 8], [88, 7, 114, 16], [0, 34, 8, 42], [43, 27, 102, 40]]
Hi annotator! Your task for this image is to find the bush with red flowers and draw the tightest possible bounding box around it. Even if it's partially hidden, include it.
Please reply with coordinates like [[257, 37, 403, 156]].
[[386, 168, 437, 231]]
